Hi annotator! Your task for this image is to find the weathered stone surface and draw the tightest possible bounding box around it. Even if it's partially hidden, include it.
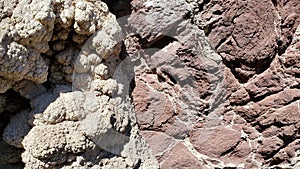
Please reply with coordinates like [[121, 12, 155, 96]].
[[130, 0, 300, 168], [133, 78, 174, 130], [128, 0, 190, 44], [141, 131, 177, 160], [189, 0, 300, 82], [160, 142, 205, 169], [1, 0, 300, 168], [190, 127, 242, 158], [259, 136, 284, 156]]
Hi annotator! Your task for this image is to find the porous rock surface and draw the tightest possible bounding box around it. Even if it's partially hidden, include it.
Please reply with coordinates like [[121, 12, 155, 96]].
[[0, 0, 300, 168]]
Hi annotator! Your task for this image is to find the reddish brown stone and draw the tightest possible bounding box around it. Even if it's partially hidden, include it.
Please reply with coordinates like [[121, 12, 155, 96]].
[[160, 142, 206, 169], [194, 0, 300, 82], [195, 0, 279, 82], [244, 158, 261, 169], [256, 100, 300, 129], [262, 126, 281, 138], [189, 127, 241, 158], [242, 126, 260, 140], [284, 53, 300, 72], [281, 125, 298, 138], [235, 89, 300, 123], [267, 139, 300, 164], [132, 78, 174, 129], [162, 118, 190, 139], [222, 141, 252, 165], [141, 131, 177, 160], [244, 62, 285, 99], [223, 111, 235, 125], [275, 101, 300, 125], [222, 66, 250, 105], [274, 0, 300, 52], [128, 0, 300, 168], [259, 136, 284, 156]]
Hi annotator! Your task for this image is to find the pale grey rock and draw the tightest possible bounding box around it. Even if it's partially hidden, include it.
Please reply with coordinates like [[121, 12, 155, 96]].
[[0, 0, 18, 20], [28, 85, 71, 125], [0, 17, 48, 92], [74, 0, 110, 35], [91, 13, 124, 59], [22, 121, 87, 169], [12, 0, 55, 53]]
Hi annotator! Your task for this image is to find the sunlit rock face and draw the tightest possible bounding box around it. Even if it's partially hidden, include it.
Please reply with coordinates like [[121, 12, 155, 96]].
[[0, 0, 300, 168]]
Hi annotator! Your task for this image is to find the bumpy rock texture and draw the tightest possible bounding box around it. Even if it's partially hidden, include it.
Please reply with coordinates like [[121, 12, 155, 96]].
[[0, 0, 300, 168]]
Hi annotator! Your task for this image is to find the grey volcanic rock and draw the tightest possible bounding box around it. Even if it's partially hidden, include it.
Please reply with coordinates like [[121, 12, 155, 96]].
[[0, 0, 300, 168]]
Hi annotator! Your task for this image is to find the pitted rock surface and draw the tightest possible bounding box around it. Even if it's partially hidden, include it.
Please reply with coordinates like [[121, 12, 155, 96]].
[[0, 0, 300, 169]]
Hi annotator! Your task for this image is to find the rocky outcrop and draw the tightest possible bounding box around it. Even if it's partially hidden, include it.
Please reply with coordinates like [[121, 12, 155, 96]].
[[130, 0, 300, 168], [189, 0, 300, 82], [0, 0, 299, 168]]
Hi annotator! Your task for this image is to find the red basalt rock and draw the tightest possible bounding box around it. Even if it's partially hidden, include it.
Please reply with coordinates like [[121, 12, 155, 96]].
[[160, 142, 206, 169], [189, 127, 241, 158], [259, 136, 284, 156]]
